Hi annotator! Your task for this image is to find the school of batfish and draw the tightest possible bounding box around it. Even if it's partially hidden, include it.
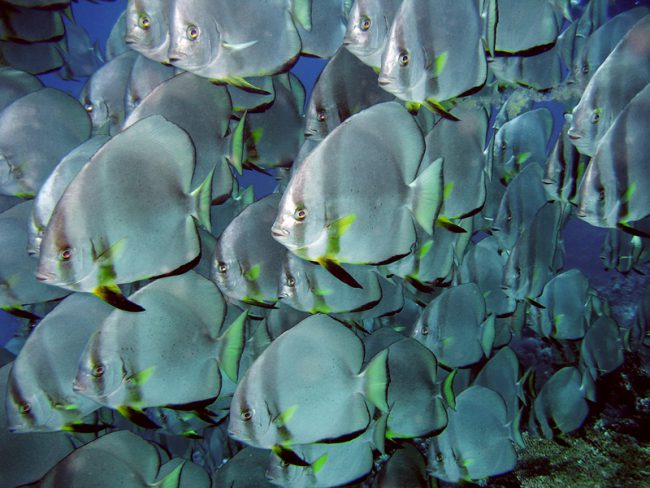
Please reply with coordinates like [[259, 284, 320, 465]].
[[0, 0, 649, 486]]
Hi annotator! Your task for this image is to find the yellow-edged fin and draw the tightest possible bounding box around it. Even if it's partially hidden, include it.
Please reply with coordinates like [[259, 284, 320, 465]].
[[251, 127, 264, 145], [273, 404, 299, 427], [156, 459, 186, 488], [181, 429, 202, 439], [617, 221, 650, 239], [223, 77, 271, 95], [1, 306, 40, 321], [217, 310, 247, 383], [418, 240, 434, 259], [190, 168, 214, 232], [117, 404, 160, 429], [372, 66, 381, 75], [93, 285, 145, 312], [433, 51, 448, 77], [63, 421, 109, 433], [244, 264, 261, 282], [131, 366, 155, 386], [361, 349, 389, 412], [436, 215, 466, 234], [317, 258, 363, 289], [228, 111, 246, 175], [424, 98, 460, 121], [443, 369, 457, 410], [272, 444, 310, 467], [312, 454, 328, 474], [405, 101, 421, 115], [330, 213, 356, 238]]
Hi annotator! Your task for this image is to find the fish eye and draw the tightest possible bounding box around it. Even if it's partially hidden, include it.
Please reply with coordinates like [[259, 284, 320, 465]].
[[59, 247, 72, 261], [582, 64, 589, 75], [217, 262, 228, 274], [83, 103, 93, 113], [436, 453, 444, 462], [187, 24, 200, 41], [241, 408, 254, 421], [500, 141, 507, 151], [359, 15, 371, 31], [506, 213, 512, 222], [286, 276, 295, 287], [20, 402, 31, 415], [92, 364, 105, 378], [294, 207, 307, 221], [317, 109, 326, 122], [398, 50, 409, 67], [138, 13, 151, 30], [421, 326, 429, 335], [598, 189, 605, 201], [591, 110, 601, 123]]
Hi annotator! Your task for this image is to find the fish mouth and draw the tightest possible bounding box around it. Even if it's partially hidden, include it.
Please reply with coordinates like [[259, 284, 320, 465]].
[[35, 270, 56, 283], [566, 128, 581, 140], [576, 207, 587, 218], [377, 77, 391, 86], [271, 226, 289, 238]]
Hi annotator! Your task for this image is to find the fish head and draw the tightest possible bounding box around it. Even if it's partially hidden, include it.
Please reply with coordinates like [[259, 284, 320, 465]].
[[576, 158, 611, 226], [167, 1, 220, 70], [567, 87, 604, 156], [6, 375, 55, 432], [80, 85, 111, 136], [211, 246, 247, 302], [228, 389, 274, 447], [74, 343, 125, 403], [125, 0, 170, 60], [278, 253, 312, 311], [36, 214, 96, 288], [428, 437, 463, 483], [344, 0, 389, 60], [377, 11, 428, 101], [305, 96, 337, 140], [271, 174, 328, 259]]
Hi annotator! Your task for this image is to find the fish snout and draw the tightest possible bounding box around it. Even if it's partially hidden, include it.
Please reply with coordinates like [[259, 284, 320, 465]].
[[566, 126, 581, 140], [377, 75, 392, 86], [72, 379, 86, 393], [271, 225, 289, 238], [35, 270, 56, 283]]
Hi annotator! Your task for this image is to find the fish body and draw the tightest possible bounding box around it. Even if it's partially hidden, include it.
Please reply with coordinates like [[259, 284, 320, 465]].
[[228, 314, 389, 448], [36, 115, 212, 302], [212, 194, 287, 308], [568, 14, 650, 156], [272, 102, 441, 273], [378, 0, 486, 104], [6, 293, 112, 432]]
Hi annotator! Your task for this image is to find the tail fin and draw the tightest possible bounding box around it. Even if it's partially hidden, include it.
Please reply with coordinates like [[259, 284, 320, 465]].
[[361, 349, 390, 412], [408, 157, 444, 235], [191, 169, 214, 232]]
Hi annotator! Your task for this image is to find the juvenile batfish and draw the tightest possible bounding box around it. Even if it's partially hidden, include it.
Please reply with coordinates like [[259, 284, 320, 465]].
[[576, 82, 650, 232], [74, 272, 245, 421], [344, 0, 404, 70], [272, 102, 442, 288], [228, 314, 389, 448], [568, 14, 650, 156], [212, 194, 287, 309], [378, 0, 486, 106], [305, 48, 394, 141], [6, 293, 113, 433], [36, 115, 212, 311], [0, 88, 91, 198], [125, 0, 172, 63], [168, 0, 301, 80]]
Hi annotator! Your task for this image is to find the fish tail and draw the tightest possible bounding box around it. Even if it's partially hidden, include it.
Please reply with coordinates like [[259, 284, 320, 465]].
[[361, 349, 389, 412], [217, 311, 247, 383], [408, 157, 444, 235], [191, 169, 214, 232]]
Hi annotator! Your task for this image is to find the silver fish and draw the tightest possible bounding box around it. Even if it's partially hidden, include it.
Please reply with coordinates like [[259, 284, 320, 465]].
[[0, 66, 43, 113], [344, 0, 404, 70], [378, 0, 486, 105], [0, 88, 91, 198], [568, 14, 650, 156], [6, 293, 112, 433], [272, 102, 442, 287], [493, 0, 564, 54], [36, 115, 212, 311], [228, 314, 389, 448], [212, 193, 287, 308], [125, 0, 172, 63]]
